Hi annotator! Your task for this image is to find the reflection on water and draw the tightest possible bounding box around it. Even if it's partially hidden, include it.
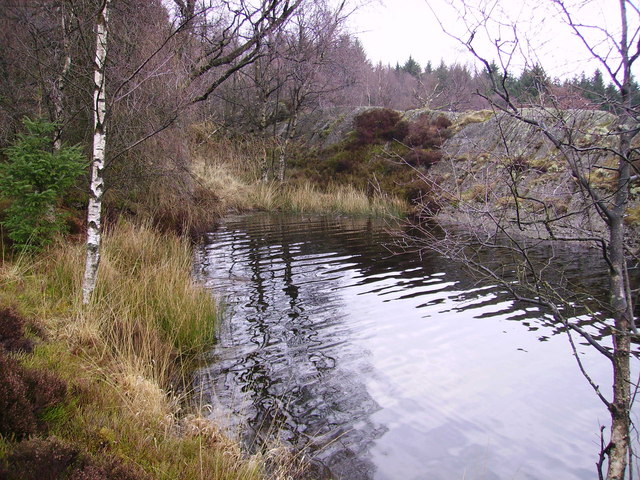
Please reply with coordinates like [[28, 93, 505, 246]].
[[194, 214, 633, 480]]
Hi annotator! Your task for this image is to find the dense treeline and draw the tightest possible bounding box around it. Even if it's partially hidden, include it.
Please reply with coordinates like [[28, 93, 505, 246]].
[[358, 56, 640, 112], [1, 0, 638, 240], [1, 1, 636, 163]]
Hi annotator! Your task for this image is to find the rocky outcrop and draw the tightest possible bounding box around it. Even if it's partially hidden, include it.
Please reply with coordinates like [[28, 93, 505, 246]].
[[427, 108, 635, 245], [296, 106, 639, 246]]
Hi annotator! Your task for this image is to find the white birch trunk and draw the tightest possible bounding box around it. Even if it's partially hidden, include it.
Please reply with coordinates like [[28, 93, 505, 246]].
[[259, 101, 270, 182], [82, 0, 111, 305]]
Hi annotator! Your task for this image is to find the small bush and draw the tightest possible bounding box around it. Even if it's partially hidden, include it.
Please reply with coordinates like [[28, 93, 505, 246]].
[[0, 349, 67, 438], [404, 149, 443, 168], [507, 155, 529, 173], [0, 118, 86, 252], [392, 120, 409, 142], [405, 114, 452, 148], [434, 115, 453, 130], [0, 307, 34, 353], [0, 437, 150, 480], [324, 150, 356, 175], [0, 351, 35, 437], [353, 109, 403, 145], [1, 437, 80, 480]]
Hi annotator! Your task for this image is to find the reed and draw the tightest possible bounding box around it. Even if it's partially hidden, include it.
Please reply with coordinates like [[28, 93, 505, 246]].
[[282, 181, 407, 217]]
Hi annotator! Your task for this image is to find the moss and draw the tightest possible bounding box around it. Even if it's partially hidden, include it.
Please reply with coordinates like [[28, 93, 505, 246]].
[[461, 184, 490, 203], [521, 198, 548, 214], [587, 167, 617, 191], [454, 110, 493, 130], [625, 205, 640, 226], [472, 153, 492, 167], [551, 198, 570, 215], [529, 156, 564, 173], [496, 195, 516, 208]]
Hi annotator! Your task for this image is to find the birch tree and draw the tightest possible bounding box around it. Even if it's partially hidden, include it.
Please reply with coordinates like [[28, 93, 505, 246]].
[[82, 0, 111, 305], [80, 0, 303, 303], [52, 2, 72, 152]]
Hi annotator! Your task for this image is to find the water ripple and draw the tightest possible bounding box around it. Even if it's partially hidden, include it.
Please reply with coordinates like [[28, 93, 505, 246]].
[[194, 214, 626, 480]]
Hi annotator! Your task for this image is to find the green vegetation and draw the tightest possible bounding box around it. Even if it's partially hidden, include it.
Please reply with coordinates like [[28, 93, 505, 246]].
[[0, 221, 271, 480], [0, 118, 85, 251]]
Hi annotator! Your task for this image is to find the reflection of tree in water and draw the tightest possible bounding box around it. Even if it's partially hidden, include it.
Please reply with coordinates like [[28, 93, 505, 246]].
[[237, 215, 616, 341], [194, 214, 632, 479], [197, 216, 384, 478]]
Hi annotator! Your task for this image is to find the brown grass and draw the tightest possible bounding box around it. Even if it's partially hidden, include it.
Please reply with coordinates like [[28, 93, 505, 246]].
[[0, 221, 272, 480]]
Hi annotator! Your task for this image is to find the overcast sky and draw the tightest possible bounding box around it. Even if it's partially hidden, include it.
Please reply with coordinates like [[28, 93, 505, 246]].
[[350, 0, 465, 69], [348, 0, 636, 80]]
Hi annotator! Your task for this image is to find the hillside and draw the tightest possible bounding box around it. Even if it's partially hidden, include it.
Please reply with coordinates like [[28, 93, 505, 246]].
[[294, 106, 640, 248]]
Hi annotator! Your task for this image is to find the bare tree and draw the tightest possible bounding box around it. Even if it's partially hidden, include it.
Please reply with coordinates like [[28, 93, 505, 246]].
[[274, 0, 352, 181], [78, 0, 303, 302], [415, 1, 640, 478], [211, 0, 361, 182]]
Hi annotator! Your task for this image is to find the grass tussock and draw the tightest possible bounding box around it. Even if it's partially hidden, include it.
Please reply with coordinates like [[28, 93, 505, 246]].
[[252, 181, 406, 217], [0, 221, 273, 480], [193, 156, 407, 218]]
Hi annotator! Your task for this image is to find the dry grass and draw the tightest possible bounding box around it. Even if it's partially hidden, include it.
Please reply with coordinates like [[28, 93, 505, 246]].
[[279, 181, 406, 217], [0, 221, 272, 480], [193, 156, 407, 218], [189, 127, 408, 219]]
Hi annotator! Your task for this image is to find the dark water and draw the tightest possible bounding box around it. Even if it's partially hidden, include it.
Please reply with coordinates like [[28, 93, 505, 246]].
[[194, 214, 637, 480]]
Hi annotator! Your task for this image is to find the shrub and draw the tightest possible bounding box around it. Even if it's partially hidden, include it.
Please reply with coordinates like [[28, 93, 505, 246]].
[[0, 437, 150, 480], [0, 351, 35, 437], [404, 149, 443, 168], [142, 182, 221, 238], [1, 437, 81, 480], [0, 307, 34, 353], [0, 349, 67, 438], [0, 118, 86, 252], [507, 155, 529, 173], [392, 119, 409, 142], [353, 109, 404, 145], [405, 114, 452, 148], [434, 115, 453, 130]]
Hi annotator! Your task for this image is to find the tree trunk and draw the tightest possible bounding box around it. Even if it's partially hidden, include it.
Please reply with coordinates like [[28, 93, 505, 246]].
[[52, 3, 71, 152], [278, 111, 298, 183], [82, 0, 111, 305], [606, 213, 632, 480], [605, 4, 635, 475], [259, 100, 270, 182], [605, 126, 633, 480]]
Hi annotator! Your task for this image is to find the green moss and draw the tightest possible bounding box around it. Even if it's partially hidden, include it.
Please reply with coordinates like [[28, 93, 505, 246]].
[[453, 110, 493, 131], [587, 168, 617, 191], [625, 205, 640, 226], [461, 184, 489, 203]]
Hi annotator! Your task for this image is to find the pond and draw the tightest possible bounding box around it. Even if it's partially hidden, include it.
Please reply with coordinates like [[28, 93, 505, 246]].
[[193, 214, 634, 480]]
